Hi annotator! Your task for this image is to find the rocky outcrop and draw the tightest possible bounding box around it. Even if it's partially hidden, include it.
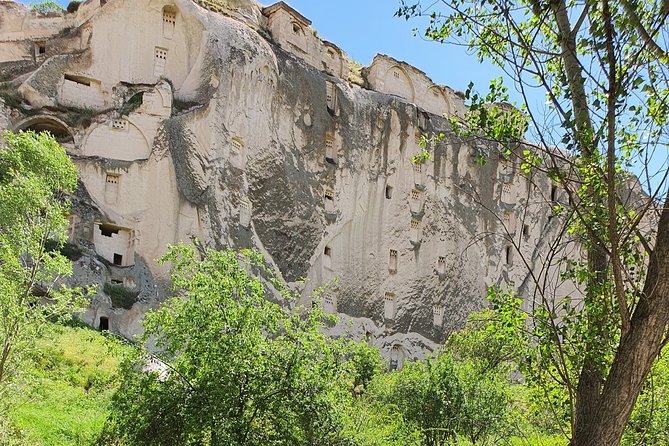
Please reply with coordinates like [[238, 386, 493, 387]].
[[0, 0, 565, 363]]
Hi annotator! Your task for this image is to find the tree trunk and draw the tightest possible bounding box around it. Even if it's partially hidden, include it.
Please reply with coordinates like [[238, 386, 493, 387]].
[[571, 195, 669, 446]]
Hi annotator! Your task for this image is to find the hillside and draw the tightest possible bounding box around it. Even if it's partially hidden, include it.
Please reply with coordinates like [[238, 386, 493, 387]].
[[2, 322, 126, 446]]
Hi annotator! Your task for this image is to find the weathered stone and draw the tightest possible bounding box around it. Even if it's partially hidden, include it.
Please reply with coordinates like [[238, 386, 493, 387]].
[[0, 0, 570, 362]]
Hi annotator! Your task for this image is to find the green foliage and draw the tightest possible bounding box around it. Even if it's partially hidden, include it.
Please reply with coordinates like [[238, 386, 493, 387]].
[[103, 282, 138, 310], [30, 1, 62, 13], [118, 92, 143, 116], [0, 130, 85, 401], [66, 1, 81, 13], [5, 322, 125, 446], [65, 107, 95, 129], [397, 0, 669, 442], [623, 353, 669, 445], [0, 82, 25, 110], [412, 132, 445, 165], [44, 239, 83, 261], [102, 244, 377, 445]]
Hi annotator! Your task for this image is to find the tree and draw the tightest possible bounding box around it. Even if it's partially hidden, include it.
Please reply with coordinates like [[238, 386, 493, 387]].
[[102, 244, 380, 446], [363, 310, 515, 446], [0, 131, 83, 395], [397, 1, 669, 445]]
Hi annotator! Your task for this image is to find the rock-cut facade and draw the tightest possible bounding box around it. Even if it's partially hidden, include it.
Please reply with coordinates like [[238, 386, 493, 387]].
[[0, 0, 569, 364]]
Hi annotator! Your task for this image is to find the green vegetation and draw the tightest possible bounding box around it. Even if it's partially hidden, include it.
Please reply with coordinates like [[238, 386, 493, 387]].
[[101, 244, 381, 445], [0, 130, 85, 399], [118, 92, 144, 117], [2, 322, 125, 446], [30, 1, 62, 13], [397, 1, 669, 444], [103, 282, 138, 310], [66, 1, 81, 13], [0, 278, 668, 445], [65, 107, 95, 129], [0, 82, 26, 111]]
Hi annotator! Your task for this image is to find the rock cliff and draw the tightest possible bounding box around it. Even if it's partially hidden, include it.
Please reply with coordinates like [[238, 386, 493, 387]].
[[0, 0, 565, 364]]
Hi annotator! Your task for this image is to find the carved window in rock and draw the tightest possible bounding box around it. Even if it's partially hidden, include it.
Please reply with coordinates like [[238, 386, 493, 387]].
[[393, 70, 400, 79], [384, 292, 396, 320], [325, 81, 337, 113], [324, 134, 337, 164], [414, 163, 423, 174], [111, 119, 128, 131], [505, 245, 513, 265], [239, 199, 252, 227], [162, 6, 177, 39], [437, 256, 446, 274], [417, 111, 429, 132], [323, 245, 332, 270], [99, 316, 109, 331], [104, 173, 120, 205], [389, 249, 398, 273], [411, 189, 421, 202], [323, 187, 335, 212], [385, 184, 393, 199], [501, 182, 513, 203], [230, 137, 246, 169], [503, 211, 517, 233], [64, 74, 92, 86], [323, 294, 336, 313], [35, 41, 46, 56], [523, 224, 530, 238], [288, 22, 307, 53], [433, 305, 445, 327], [410, 218, 421, 242], [550, 184, 558, 203], [154, 47, 168, 76]]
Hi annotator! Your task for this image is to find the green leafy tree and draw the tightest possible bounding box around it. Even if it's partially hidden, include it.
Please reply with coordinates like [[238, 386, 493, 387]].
[[0, 130, 83, 397], [367, 317, 514, 446], [102, 244, 379, 446], [397, 1, 669, 445], [30, 1, 62, 13]]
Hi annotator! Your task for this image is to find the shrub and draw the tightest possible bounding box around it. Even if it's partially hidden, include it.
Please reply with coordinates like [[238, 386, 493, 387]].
[[66, 1, 81, 13], [103, 283, 138, 310], [118, 92, 143, 116], [66, 107, 95, 128]]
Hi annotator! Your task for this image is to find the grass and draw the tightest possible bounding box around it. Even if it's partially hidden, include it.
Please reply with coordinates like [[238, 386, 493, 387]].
[[7, 323, 126, 446], [0, 82, 26, 110]]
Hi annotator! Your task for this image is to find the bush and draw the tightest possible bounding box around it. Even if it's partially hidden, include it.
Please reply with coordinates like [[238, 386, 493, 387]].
[[103, 282, 138, 310], [0, 83, 24, 110], [44, 239, 82, 261], [66, 1, 81, 13], [65, 107, 95, 128], [118, 92, 143, 116]]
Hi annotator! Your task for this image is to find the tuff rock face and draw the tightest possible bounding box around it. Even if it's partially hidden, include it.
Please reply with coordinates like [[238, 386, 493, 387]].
[[0, 0, 564, 364]]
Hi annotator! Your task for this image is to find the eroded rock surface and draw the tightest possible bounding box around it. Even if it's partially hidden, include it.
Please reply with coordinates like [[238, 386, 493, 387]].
[[0, 0, 565, 363]]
